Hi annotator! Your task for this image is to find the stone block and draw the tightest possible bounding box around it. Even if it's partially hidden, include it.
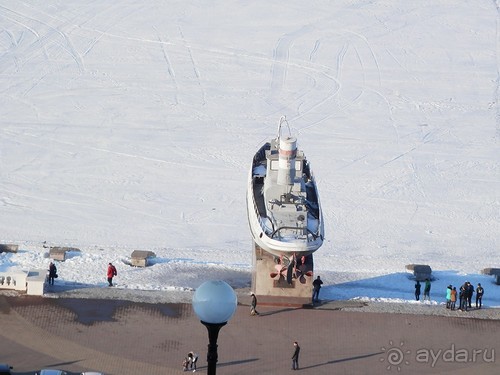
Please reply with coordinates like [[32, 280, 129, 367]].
[[252, 243, 314, 302], [481, 267, 500, 276], [406, 264, 432, 281], [481, 268, 500, 285], [26, 269, 46, 295], [131, 250, 156, 267], [0, 271, 27, 291], [49, 247, 67, 261], [0, 244, 19, 253], [49, 247, 79, 261]]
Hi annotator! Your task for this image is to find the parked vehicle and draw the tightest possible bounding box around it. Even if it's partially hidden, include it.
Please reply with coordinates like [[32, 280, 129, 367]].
[[0, 364, 13, 375], [35, 369, 68, 375]]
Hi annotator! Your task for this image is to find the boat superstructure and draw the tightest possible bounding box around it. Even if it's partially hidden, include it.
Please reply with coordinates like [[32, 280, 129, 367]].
[[247, 116, 324, 260]]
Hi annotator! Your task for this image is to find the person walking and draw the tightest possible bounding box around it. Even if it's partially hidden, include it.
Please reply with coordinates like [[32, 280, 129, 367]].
[[48, 262, 57, 285], [450, 286, 457, 310], [107, 262, 117, 286], [187, 351, 198, 372], [291, 341, 300, 370], [423, 279, 431, 301], [476, 283, 484, 309], [414, 280, 421, 301], [312, 275, 323, 303], [250, 293, 259, 316]]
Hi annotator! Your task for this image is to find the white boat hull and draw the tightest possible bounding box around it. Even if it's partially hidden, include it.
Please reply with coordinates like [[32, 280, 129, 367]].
[[246, 117, 324, 259]]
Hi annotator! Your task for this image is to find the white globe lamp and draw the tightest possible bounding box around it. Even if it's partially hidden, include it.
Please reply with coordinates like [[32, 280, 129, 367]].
[[192, 280, 237, 375]]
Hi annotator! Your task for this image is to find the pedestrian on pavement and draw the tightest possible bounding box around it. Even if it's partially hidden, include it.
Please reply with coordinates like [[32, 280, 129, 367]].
[[291, 341, 300, 370], [446, 285, 452, 308], [107, 262, 117, 286], [459, 283, 468, 311], [450, 286, 457, 310], [312, 275, 323, 303], [250, 293, 259, 316], [476, 283, 484, 309], [423, 279, 431, 301], [414, 280, 421, 301], [182, 357, 189, 371], [48, 262, 57, 285], [467, 281, 474, 308], [187, 351, 198, 372]]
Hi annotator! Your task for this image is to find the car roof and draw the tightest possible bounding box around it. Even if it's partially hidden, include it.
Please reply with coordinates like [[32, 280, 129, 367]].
[[39, 369, 68, 375]]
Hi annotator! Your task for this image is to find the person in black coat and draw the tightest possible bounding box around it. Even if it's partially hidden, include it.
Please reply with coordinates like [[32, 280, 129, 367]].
[[414, 281, 421, 301], [250, 293, 259, 316], [459, 283, 468, 311], [291, 341, 300, 370], [312, 276, 323, 303], [475, 283, 484, 309], [187, 352, 198, 371], [466, 281, 474, 308], [48, 262, 57, 285]]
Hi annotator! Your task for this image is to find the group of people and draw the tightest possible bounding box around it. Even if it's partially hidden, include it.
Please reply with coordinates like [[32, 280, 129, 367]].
[[181, 343, 300, 371], [182, 351, 198, 372], [414, 279, 432, 301], [182, 341, 300, 372], [415, 278, 485, 310], [445, 281, 484, 311], [47, 261, 118, 287]]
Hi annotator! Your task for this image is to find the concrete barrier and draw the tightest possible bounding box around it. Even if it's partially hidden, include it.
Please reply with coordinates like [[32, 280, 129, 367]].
[[481, 268, 500, 285], [131, 250, 156, 267], [406, 264, 432, 281], [49, 247, 80, 261], [0, 269, 46, 295], [50, 247, 68, 261], [26, 269, 46, 295], [0, 271, 27, 291], [0, 244, 19, 253]]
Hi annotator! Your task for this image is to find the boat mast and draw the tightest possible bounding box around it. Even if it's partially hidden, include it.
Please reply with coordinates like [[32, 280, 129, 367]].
[[276, 115, 291, 147], [276, 116, 297, 187]]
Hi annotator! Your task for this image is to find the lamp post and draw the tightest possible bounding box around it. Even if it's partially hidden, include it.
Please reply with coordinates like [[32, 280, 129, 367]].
[[192, 280, 237, 375]]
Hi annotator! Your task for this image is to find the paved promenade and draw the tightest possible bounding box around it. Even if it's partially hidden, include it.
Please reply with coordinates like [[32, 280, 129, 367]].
[[0, 294, 499, 375]]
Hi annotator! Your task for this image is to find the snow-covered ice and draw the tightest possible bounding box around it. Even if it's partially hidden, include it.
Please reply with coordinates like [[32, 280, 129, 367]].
[[0, 1, 499, 310]]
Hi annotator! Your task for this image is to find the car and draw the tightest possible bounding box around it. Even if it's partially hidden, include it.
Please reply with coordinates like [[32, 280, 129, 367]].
[[35, 369, 68, 375], [81, 372, 104, 375], [0, 364, 13, 375]]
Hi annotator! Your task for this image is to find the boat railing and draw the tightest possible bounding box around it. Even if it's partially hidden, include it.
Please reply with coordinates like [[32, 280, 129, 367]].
[[270, 226, 320, 242]]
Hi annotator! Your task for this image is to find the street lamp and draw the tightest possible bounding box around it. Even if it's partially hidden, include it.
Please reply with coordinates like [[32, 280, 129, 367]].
[[192, 280, 237, 375]]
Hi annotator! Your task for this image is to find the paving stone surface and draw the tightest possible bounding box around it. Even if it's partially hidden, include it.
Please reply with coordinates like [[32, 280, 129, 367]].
[[1, 294, 499, 375]]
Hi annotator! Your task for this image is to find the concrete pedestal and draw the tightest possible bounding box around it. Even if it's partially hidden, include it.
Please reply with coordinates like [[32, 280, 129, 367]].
[[251, 243, 314, 307]]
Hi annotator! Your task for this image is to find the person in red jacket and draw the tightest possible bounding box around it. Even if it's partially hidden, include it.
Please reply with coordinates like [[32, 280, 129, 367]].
[[107, 262, 117, 286]]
